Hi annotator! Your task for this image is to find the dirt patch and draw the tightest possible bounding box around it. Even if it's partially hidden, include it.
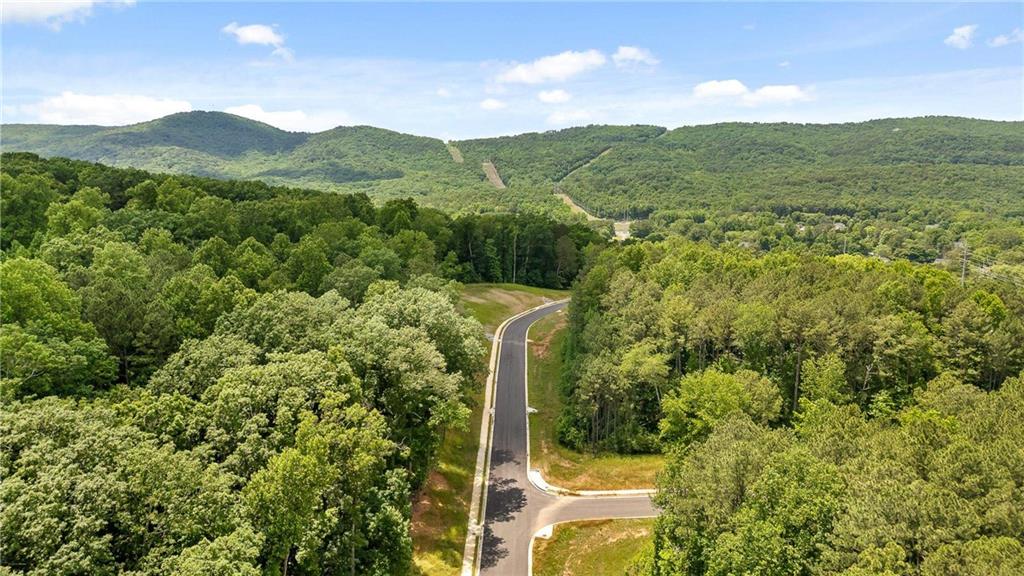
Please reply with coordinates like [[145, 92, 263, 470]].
[[613, 220, 631, 240], [411, 470, 451, 538], [555, 193, 601, 222], [482, 161, 506, 189], [531, 313, 567, 359], [447, 143, 464, 163]]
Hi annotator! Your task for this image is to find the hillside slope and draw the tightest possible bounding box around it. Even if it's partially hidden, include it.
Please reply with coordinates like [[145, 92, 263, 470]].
[[560, 117, 1024, 218], [5, 115, 1023, 242], [3, 112, 577, 213]]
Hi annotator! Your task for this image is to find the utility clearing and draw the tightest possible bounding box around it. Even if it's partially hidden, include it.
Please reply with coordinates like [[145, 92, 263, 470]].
[[481, 161, 506, 189], [556, 192, 601, 222], [556, 191, 632, 241], [561, 146, 613, 182], [447, 143, 464, 163], [555, 147, 632, 240]]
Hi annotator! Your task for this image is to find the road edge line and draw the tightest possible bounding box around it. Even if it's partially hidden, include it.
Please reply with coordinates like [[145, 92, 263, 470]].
[[461, 298, 569, 576], [527, 515, 658, 576], [522, 303, 658, 499]]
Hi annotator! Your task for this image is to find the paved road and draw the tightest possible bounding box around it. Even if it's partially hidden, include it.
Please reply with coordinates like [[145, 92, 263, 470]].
[[480, 301, 656, 575]]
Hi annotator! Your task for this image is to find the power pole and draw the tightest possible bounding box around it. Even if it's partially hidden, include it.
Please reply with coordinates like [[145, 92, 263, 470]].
[[960, 242, 969, 286]]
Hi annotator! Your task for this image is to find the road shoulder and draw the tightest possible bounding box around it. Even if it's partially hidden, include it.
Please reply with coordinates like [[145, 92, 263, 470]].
[[525, 311, 664, 493]]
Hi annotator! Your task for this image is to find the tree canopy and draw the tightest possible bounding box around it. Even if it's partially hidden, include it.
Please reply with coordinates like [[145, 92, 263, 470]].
[[0, 153, 600, 575]]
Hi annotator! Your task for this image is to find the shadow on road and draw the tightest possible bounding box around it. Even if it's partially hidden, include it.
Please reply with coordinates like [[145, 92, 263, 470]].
[[480, 525, 508, 569], [485, 476, 527, 523], [490, 448, 520, 468]]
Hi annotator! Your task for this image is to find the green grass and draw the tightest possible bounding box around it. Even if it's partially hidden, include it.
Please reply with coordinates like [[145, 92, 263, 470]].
[[411, 283, 569, 575], [459, 283, 569, 333], [411, 385, 483, 576], [527, 312, 665, 490], [532, 519, 654, 576]]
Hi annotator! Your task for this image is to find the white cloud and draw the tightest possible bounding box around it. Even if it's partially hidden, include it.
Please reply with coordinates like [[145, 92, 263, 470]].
[[693, 79, 750, 98], [1, 0, 134, 30], [223, 104, 349, 132], [225, 104, 305, 129], [497, 49, 606, 84], [693, 80, 811, 106], [480, 98, 507, 111], [944, 24, 977, 49], [19, 91, 191, 125], [538, 89, 572, 104], [222, 22, 292, 59], [742, 84, 811, 105], [546, 109, 593, 126], [988, 28, 1023, 48], [612, 46, 659, 66], [222, 22, 284, 46], [436, 87, 452, 98], [778, 60, 791, 68]]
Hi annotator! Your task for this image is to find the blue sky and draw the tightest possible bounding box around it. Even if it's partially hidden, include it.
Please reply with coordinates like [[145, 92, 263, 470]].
[[2, 1, 1022, 138]]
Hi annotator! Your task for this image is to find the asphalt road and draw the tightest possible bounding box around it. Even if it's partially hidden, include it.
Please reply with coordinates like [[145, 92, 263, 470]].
[[480, 301, 657, 575]]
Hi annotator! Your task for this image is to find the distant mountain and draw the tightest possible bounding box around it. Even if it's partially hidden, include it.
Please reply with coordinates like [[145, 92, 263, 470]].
[[3, 112, 440, 182], [4, 112, 1022, 218], [557, 116, 1024, 219], [2, 111, 665, 212]]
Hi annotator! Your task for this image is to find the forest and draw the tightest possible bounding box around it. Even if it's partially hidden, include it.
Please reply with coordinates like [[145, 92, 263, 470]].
[[560, 118, 1024, 265], [10, 115, 1022, 267], [557, 238, 1024, 574], [0, 153, 600, 575], [456, 124, 665, 186], [3, 112, 1024, 575]]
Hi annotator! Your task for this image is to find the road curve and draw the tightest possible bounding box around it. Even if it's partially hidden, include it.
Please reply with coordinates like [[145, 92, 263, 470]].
[[479, 301, 656, 575]]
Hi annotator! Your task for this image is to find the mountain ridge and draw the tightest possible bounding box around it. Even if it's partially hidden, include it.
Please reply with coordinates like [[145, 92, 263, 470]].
[[4, 112, 1022, 217]]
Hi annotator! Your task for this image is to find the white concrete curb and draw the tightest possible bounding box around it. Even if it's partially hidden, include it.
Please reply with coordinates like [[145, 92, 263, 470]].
[[462, 296, 657, 576], [526, 523, 554, 576], [527, 515, 657, 576], [461, 298, 570, 576], [521, 306, 657, 499], [527, 469, 656, 497]]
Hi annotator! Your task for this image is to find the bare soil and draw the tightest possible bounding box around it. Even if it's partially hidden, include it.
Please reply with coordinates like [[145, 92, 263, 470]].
[[482, 161, 506, 189], [446, 143, 464, 163]]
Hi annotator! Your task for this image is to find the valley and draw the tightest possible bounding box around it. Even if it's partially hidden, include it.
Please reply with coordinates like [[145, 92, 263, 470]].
[[4, 3, 1023, 575], [6, 113, 1022, 263]]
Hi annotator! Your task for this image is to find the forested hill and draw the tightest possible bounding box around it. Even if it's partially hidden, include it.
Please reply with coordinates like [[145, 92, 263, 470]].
[[8, 113, 1020, 225], [0, 153, 600, 574], [2, 112, 489, 208], [2, 112, 662, 214], [561, 117, 1024, 219]]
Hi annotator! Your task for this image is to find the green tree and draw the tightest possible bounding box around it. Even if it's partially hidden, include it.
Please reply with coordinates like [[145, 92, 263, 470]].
[[244, 413, 338, 576], [162, 526, 263, 576], [660, 368, 782, 446], [0, 172, 58, 248], [286, 235, 332, 294], [706, 447, 844, 576], [45, 186, 110, 236], [0, 257, 115, 397], [80, 241, 156, 381]]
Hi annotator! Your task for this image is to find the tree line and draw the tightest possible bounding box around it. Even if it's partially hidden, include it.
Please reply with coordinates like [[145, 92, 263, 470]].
[[561, 118, 1024, 265], [0, 153, 602, 575], [556, 238, 1023, 574]]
